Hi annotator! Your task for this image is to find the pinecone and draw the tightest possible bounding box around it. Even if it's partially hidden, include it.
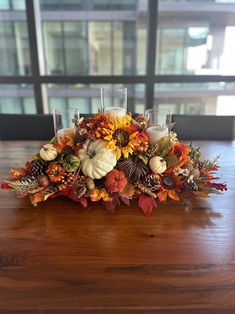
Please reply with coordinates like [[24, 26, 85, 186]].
[[117, 156, 149, 183], [135, 174, 161, 198], [28, 160, 47, 176], [184, 181, 198, 191], [142, 174, 161, 192]]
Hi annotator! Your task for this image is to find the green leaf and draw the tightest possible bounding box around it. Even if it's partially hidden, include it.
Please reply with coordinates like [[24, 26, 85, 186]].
[[138, 154, 149, 165], [50, 136, 57, 144], [165, 154, 179, 168]]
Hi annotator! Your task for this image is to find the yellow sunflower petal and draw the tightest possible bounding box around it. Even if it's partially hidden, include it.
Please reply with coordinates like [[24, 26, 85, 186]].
[[116, 148, 122, 159]]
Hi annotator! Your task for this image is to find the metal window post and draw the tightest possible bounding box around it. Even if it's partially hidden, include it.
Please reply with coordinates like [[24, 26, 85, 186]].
[[145, 0, 158, 109], [26, 0, 44, 114]]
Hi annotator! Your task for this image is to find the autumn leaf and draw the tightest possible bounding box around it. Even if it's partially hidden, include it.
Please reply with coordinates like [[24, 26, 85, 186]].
[[104, 193, 120, 211], [79, 197, 88, 208], [119, 196, 130, 206], [165, 154, 179, 168], [138, 194, 157, 216]]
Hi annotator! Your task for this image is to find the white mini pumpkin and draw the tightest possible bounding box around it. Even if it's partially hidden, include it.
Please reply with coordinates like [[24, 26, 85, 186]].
[[79, 139, 116, 179], [149, 156, 167, 174], [39, 144, 58, 161]]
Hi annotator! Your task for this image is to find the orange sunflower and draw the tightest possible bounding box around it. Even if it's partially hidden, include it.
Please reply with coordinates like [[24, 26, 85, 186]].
[[157, 173, 184, 202], [103, 114, 139, 159]]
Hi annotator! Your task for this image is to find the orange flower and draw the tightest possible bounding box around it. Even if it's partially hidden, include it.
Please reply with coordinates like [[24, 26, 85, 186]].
[[134, 131, 149, 153], [93, 113, 112, 139], [89, 188, 112, 202], [55, 129, 75, 152], [168, 142, 190, 170], [157, 174, 183, 202]]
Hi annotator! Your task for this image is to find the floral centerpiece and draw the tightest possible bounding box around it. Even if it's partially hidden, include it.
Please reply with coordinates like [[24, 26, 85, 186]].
[[1, 113, 227, 215]]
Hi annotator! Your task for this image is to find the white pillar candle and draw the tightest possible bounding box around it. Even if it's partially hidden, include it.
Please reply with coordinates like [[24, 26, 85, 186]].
[[104, 106, 127, 118], [147, 126, 169, 146], [56, 128, 75, 144]]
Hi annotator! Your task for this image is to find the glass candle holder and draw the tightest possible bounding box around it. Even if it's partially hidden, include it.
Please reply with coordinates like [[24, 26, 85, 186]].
[[53, 108, 80, 144], [145, 108, 169, 146], [101, 86, 127, 118]]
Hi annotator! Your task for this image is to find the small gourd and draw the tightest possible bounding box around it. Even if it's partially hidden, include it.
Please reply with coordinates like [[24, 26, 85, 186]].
[[79, 139, 117, 179], [63, 155, 80, 172], [39, 144, 58, 161], [149, 156, 167, 174]]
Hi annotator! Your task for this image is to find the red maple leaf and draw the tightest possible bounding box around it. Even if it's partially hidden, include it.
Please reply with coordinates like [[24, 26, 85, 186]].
[[138, 194, 157, 216], [79, 197, 88, 208], [104, 193, 120, 212]]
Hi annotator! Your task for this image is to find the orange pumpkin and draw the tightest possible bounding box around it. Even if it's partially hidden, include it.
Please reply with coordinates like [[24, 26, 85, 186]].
[[105, 169, 128, 193]]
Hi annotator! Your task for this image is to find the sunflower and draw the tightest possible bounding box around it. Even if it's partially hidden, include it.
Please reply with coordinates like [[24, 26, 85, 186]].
[[103, 114, 139, 159], [157, 173, 184, 202]]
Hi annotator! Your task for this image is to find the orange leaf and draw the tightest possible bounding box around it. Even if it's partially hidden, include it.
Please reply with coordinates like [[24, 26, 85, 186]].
[[168, 189, 180, 201], [158, 190, 167, 202]]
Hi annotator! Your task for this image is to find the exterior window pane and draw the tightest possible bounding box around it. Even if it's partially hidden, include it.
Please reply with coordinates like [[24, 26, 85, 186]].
[[64, 22, 87, 75], [0, 22, 31, 75], [155, 82, 235, 123], [40, 0, 137, 11], [157, 1, 235, 75], [45, 84, 145, 117], [0, 0, 31, 75], [40, 0, 147, 75], [43, 22, 65, 75], [89, 22, 112, 75], [0, 0, 10, 10], [0, 85, 36, 114], [12, 0, 26, 10]]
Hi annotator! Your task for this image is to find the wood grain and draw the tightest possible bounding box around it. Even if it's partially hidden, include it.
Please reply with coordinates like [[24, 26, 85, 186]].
[[0, 140, 235, 314]]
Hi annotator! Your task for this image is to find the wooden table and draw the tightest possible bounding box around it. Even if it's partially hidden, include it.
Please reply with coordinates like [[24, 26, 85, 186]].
[[0, 141, 235, 314]]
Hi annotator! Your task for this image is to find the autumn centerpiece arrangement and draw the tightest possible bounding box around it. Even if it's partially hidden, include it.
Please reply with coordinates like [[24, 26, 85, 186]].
[[2, 113, 227, 215]]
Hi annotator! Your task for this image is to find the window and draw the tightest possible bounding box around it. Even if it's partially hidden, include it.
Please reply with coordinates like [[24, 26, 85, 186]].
[[45, 84, 145, 115], [0, 85, 36, 114], [0, 0, 235, 118]]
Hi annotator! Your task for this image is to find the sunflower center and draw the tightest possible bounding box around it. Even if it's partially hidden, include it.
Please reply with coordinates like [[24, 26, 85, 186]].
[[113, 129, 129, 147], [162, 176, 175, 188]]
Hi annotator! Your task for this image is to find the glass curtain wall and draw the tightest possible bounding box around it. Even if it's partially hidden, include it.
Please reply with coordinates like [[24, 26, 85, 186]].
[[1, 0, 235, 117], [156, 0, 235, 117]]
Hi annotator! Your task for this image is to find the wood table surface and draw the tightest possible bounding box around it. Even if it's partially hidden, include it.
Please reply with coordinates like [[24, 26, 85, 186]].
[[0, 141, 235, 314]]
